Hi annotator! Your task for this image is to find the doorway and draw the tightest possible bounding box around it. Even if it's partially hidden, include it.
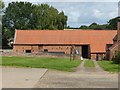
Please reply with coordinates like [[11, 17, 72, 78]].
[[82, 45, 89, 58]]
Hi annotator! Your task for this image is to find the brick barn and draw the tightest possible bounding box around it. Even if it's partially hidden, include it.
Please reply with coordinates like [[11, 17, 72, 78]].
[[13, 30, 117, 60]]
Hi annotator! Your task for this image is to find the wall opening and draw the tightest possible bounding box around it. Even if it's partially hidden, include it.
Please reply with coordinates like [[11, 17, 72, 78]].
[[44, 49, 48, 52], [25, 50, 31, 53], [82, 45, 89, 58]]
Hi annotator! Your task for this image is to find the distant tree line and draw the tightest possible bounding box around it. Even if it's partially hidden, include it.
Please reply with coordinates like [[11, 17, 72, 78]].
[[1, 1, 67, 48], [79, 17, 120, 30], [66, 17, 120, 30]]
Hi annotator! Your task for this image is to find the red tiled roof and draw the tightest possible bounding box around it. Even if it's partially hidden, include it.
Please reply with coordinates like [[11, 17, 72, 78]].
[[14, 30, 117, 53]]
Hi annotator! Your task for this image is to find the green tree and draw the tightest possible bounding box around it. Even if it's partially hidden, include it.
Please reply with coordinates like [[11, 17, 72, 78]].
[[0, 0, 4, 9], [57, 11, 67, 30], [79, 25, 88, 29], [35, 4, 67, 30], [0, 0, 7, 49], [107, 17, 120, 30], [2, 2, 67, 48], [2, 1, 36, 37]]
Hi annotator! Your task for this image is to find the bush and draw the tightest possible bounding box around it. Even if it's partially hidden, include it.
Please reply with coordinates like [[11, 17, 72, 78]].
[[112, 51, 120, 64]]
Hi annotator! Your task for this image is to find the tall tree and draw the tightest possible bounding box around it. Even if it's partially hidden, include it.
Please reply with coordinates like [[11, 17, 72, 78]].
[[35, 4, 67, 30], [2, 2, 67, 48], [2, 1, 36, 38], [57, 11, 67, 30]]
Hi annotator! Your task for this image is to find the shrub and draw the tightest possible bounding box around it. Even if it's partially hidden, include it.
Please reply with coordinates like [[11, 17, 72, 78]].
[[112, 51, 120, 64]]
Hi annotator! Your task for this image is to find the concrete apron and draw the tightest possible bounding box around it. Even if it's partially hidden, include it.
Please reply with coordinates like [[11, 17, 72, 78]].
[[1, 67, 47, 88]]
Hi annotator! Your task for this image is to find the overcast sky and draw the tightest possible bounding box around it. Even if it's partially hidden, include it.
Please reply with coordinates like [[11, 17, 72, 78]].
[[3, 0, 119, 27]]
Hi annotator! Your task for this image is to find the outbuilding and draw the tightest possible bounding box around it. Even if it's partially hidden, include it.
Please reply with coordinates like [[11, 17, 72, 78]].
[[13, 29, 117, 60]]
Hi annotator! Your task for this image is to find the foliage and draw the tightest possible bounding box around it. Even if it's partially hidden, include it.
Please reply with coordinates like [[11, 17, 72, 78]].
[[1, 56, 82, 72], [84, 60, 95, 67], [79, 23, 109, 30], [34, 4, 67, 30], [79, 25, 88, 29], [98, 61, 119, 72], [79, 17, 120, 30], [2, 2, 67, 48], [2, 2, 36, 33], [112, 51, 120, 64], [0, 0, 4, 9], [2, 2, 67, 34], [107, 17, 120, 30]]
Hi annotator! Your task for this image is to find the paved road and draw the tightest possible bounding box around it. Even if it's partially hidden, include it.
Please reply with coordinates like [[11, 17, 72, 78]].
[[1, 67, 47, 88], [35, 60, 118, 88]]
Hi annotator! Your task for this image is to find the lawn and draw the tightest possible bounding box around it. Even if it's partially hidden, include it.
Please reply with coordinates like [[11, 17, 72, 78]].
[[1, 56, 82, 72], [98, 61, 119, 73], [84, 60, 95, 67]]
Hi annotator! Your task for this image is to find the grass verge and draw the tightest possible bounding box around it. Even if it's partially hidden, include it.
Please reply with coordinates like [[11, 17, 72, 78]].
[[1, 56, 82, 72], [98, 61, 119, 73], [84, 60, 95, 67]]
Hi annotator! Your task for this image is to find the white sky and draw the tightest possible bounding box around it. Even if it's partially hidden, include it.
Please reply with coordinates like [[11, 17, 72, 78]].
[[3, 0, 120, 27]]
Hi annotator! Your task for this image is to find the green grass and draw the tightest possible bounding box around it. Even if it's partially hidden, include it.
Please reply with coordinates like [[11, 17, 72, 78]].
[[98, 61, 119, 72], [1, 56, 82, 72], [84, 60, 95, 67]]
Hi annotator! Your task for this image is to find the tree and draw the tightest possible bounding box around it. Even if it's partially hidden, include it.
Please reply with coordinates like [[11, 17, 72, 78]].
[[79, 25, 88, 29], [0, 0, 7, 49], [0, 0, 4, 9], [89, 23, 100, 29], [2, 2, 36, 38], [107, 17, 120, 30], [57, 11, 67, 30], [35, 4, 67, 30], [2, 2, 67, 48]]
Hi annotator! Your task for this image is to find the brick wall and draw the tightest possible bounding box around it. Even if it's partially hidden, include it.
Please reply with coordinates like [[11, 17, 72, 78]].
[[13, 45, 39, 53], [42, 46, 71, 54], [13, 45, 82, 55], [109, 44, 118, 60]]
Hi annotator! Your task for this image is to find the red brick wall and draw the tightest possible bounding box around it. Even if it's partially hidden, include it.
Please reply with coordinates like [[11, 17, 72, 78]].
[[14, 45, 99, 59], [109, 44, 118, 60], [13, 45, 39, 53], [13, 45, 83, 55], [42, 46, 71, 54]]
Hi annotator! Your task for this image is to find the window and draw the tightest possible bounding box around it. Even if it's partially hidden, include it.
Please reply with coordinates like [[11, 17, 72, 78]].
[[26, 50, 31, 53], [44, 49, 48, 52]]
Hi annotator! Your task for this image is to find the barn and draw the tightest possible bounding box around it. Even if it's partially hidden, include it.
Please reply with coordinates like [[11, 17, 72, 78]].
[[13, 29, 117, 60]]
